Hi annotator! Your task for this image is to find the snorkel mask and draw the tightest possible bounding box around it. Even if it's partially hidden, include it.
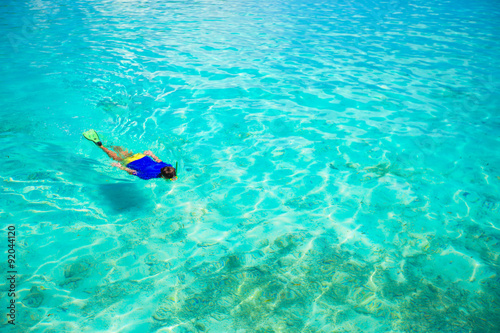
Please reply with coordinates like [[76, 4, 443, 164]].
[[167, 161, 178, 181]]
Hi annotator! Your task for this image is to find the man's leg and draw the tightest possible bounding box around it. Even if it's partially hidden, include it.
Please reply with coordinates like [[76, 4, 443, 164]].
[[100, 145, 123, 162], [111, 146, 134, 157]]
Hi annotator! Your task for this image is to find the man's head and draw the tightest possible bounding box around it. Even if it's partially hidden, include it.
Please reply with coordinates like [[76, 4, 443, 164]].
[[160, 166, 177, 180]]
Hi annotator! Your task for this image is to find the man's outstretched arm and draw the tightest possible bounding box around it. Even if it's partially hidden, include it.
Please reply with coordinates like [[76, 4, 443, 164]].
[[143, 150, 162, 163], [112, 162, 137, 175]]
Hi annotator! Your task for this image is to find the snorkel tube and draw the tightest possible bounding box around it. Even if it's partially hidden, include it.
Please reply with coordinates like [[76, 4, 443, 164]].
[[168, 161, 178, 181]]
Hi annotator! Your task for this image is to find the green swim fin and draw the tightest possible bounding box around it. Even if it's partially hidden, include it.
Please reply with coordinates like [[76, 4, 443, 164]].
[[83, 129, 102, 146]]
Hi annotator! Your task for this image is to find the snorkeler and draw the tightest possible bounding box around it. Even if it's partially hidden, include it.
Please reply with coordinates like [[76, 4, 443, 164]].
[[83, 129, 177, 181]]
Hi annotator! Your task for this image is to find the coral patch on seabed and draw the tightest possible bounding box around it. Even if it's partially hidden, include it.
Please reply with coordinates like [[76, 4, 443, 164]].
[[22, 286, 44, 308]]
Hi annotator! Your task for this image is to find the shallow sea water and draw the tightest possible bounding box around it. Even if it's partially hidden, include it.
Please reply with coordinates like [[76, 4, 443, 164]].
[[1, 0, 500, 332]]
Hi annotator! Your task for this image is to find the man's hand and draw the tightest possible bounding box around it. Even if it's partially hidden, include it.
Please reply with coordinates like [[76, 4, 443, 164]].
[[143, 150, 162, 162], [112, 162, 137, 175]]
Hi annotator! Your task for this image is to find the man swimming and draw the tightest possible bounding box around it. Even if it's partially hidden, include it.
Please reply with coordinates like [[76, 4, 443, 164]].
[[83, 129, 177, 181]]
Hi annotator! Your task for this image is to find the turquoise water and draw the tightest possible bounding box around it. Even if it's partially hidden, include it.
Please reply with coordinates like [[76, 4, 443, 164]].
[[1, 0, 500, 331]]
